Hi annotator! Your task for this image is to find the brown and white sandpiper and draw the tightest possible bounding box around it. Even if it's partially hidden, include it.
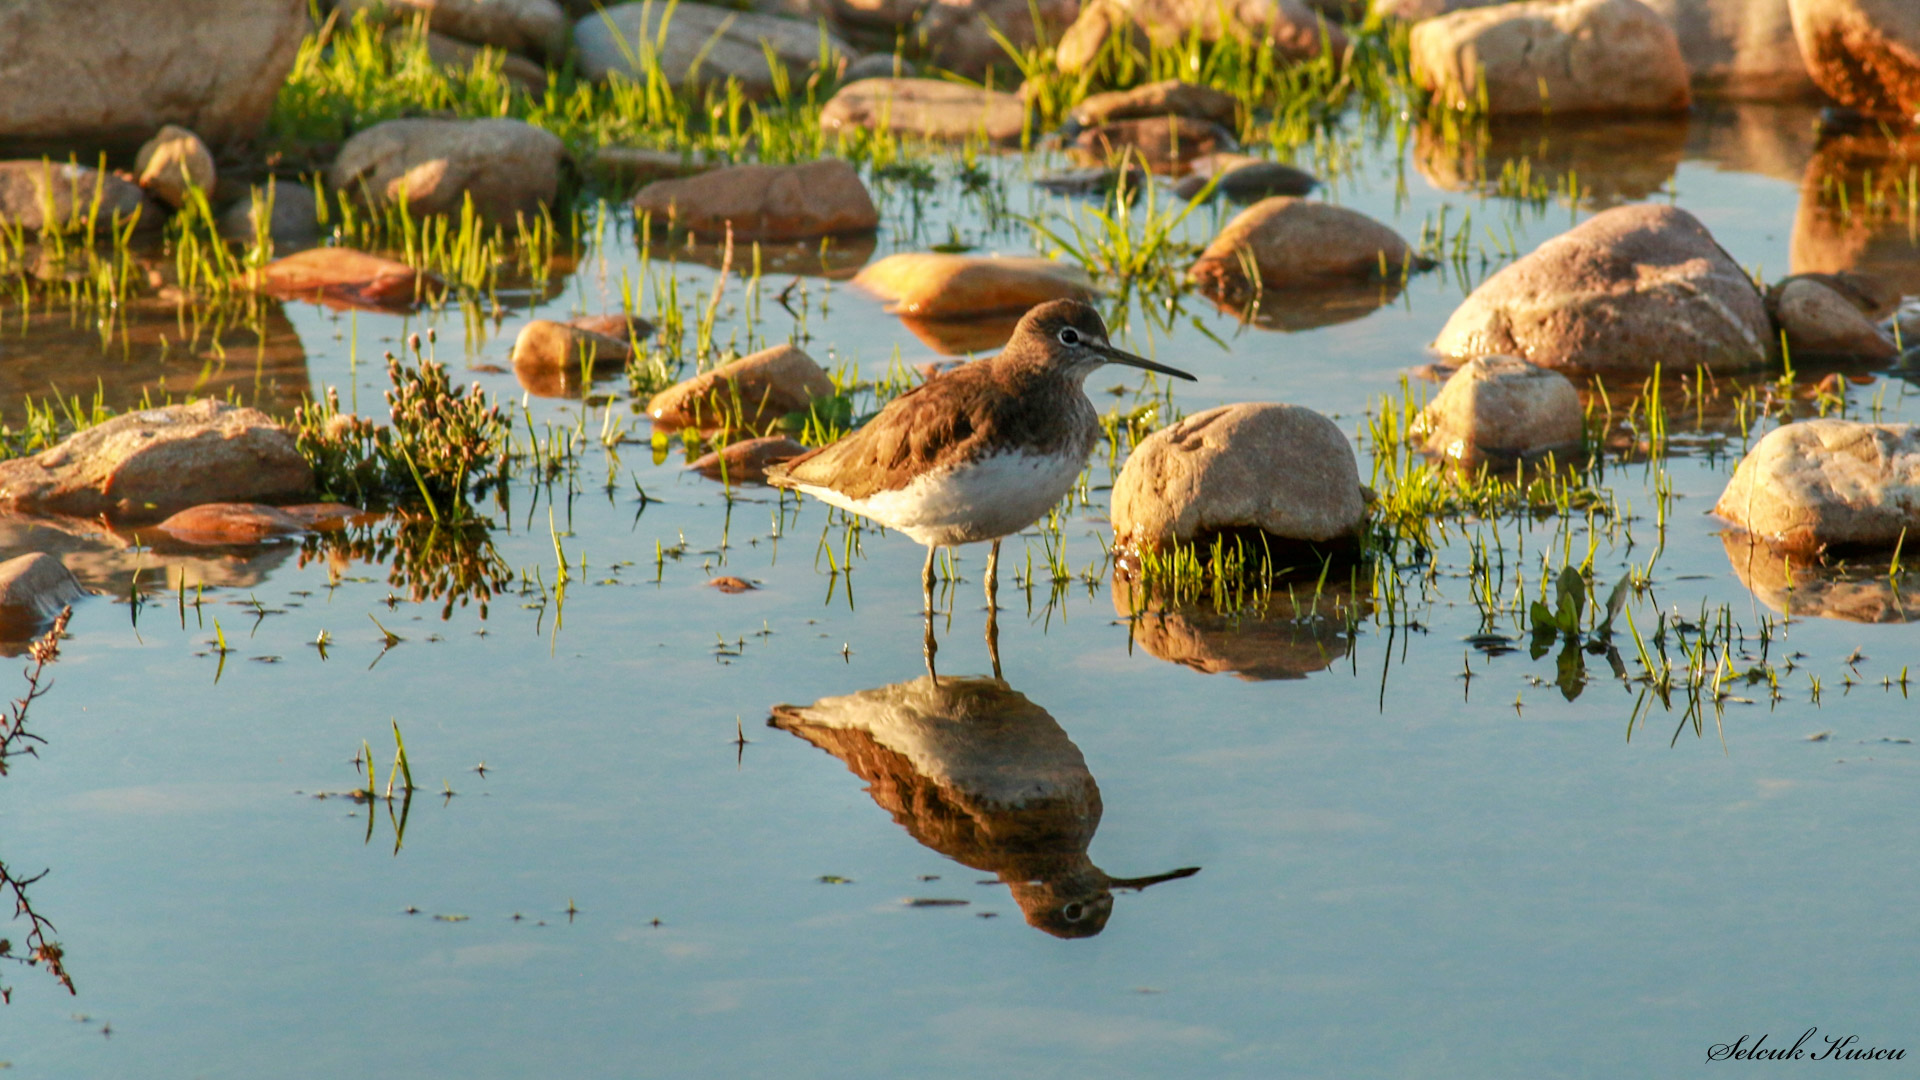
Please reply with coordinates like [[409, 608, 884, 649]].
[[767, 299, 1196, 647]]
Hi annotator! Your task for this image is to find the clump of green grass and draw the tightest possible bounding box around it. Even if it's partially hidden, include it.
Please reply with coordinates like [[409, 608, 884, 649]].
[[293, 335, 507, 518]]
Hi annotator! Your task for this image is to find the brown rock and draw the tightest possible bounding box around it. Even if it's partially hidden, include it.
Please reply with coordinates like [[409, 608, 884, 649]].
[[689, 435, 809, 483], [511, 315, 651, 397], [339, 0, 570, 58], [919, 0, 1081, 77], [0, 553, 86, 628], [1770, 277, 1899, 360], [1069, 80, 1239, 128], [633, 160, 879, 242], [218, 179, 322, 244], [1110, 402, 1367, 550], [0, 0, 309, 149], [852, 254, 1094, 318], [0, 161, 153, 233], [575, 2, 851, 97], [248, 248, 433, 312], [1431, 203, 1771, 375], [1071, 116, 1236, 173], [587, 146, 713, 187], [388, 27, 550, 90], [1640, 0, 1818, 100], [0, 400, 312, 521], [134, 125, 216, 209], [1714, 419, 1920, 555], [1057, 0, 1343, 75], [330, 118, 565, 222], [1411, 0, 1692, 115], [1413, 355, 1584, 462], [1170, 154, 1317, 200], [1188, 197, 1422, 300], [819, 0, 927, 29], [821, 79, 1028, 142], [1787, 0, 1920, 117], [646, 344, 836, 431], [153, 503, 308, 545], [708, 575, 758, 593], [281, 503, 365, 532]]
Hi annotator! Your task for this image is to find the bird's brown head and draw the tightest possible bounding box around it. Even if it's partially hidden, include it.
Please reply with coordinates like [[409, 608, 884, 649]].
[[1006, 300, 1197, 383]]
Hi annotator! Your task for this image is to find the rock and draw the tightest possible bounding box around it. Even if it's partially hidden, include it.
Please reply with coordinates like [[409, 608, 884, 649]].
[[330, 117, 565, 222], [1715, 419, 1920, 555], [1110, 402, 1367, 550], [575, 2, 851, 97], [840, 53, 918, 81], [338, 0, 570, 58], [389, 27, 550, 90], [689, 435, 809, 483], [0, 553, 86, 627], [217, 179, 322, 244], [1170, 154, 1317, 200], [1640, 0, 1818, 100], [1034, 165, 1148, 197], [0, 400, 312, 520], [1723, 532, 1920, 623], [820, 79, 1028, 142], [1187, 197, 1423, 300], [646, 344, 836, 431], [1771, 277, 1899, 360], [134, 126, 216, 209], [248, 248, 432, 311], [1068, 80, 1239, 129], [919, 0, 1081, 77], [153, 503, 309, 545], [1071, 116, 1237, 173], [632, 160, 878, 241], [1431, 203, 1771, 375], [587, 146, 713, 187], [852, 254, 1094, 317], [281, 503, 365, 532], [511, 315, 651, 397], [1411, 0, 1692, 115], [1413, 355, 1584, 462], [1112, 573, 1360, 679], [1058, 0, 1343, 74], [708, 575, 757, 592], [0, 162, 154, 233], [1787, 0, 1920, 117], [819, 0, 927, 30], [0, 0, 308, 149]]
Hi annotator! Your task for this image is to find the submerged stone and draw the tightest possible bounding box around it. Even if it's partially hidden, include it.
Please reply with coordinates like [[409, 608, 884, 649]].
[[646, 344, 836, 432]]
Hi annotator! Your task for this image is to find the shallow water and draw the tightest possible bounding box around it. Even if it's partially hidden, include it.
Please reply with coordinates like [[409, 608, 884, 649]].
[[4, 103, 1920, 1078]]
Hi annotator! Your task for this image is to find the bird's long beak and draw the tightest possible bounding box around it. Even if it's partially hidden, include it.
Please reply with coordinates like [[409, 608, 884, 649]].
[[1098, 342, 1197, 381], [1106, 866, 1202, 891]]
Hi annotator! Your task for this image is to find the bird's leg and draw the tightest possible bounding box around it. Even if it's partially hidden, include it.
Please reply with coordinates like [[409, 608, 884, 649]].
[[921, 545, 937, 615], [984, 539, 1002, 679], [923, 607, 939, 683]]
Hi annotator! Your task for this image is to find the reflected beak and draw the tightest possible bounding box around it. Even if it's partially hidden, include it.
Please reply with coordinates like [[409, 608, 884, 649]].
[[1097, 342, 1197, 382], [1106, 865, 1202, 891]]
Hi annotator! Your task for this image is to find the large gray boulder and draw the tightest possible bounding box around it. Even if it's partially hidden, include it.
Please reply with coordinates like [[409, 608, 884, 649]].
[[0, 0, 309, 149], [1411, 0, 1692, 115], [1110, 403, 1367, 551], [1432, 203, 1771, 375], [575, 1, 851, 98], [330, 117, 566, 222], [1787, 0, 1920, 117]]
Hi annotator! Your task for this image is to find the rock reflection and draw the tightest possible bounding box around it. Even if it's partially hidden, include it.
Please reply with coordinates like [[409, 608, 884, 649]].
[[1791, 131, 1920, 297], [1202, 279, 1407, 332], [1112, 569, 1366, 680], [662, 231, 877, 280], [896, 313, 1023, 356], [771, 675, 1198, 938], [0, 511, 297, 597], [1415, 116, 1688, 207], [1722, 533, 1919, 624], [0, 294, 311, 422]]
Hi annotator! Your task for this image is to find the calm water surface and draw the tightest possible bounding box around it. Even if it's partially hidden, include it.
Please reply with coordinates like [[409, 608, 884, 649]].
[[3, 104, 1918, 1078]]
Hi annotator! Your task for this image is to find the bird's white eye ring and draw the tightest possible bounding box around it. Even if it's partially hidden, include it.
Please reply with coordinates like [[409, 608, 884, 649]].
[[1057, 327, 1081, 346]]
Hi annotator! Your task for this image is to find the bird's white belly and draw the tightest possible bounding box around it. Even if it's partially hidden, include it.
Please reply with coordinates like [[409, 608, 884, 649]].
[[796, 450, 1086, 547]]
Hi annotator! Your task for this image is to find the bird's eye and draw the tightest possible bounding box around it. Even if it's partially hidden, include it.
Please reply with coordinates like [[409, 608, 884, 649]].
[[1062, 902, 1085, 921], [1057, 327, 1081, 346]]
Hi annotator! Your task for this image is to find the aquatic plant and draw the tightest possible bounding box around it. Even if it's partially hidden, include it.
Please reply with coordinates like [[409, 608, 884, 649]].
[[0, 608, 75, 1001]]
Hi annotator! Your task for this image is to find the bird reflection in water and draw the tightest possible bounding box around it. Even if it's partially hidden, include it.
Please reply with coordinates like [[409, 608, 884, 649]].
[[771, 675, 1198, 938]]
